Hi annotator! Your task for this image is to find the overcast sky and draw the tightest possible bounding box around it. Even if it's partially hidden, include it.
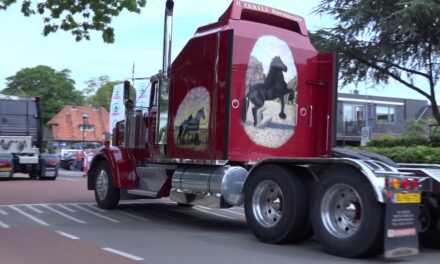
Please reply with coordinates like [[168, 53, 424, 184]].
[[0, 0, 429, 101]]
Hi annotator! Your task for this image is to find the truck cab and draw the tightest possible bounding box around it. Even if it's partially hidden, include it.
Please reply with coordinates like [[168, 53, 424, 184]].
[[87, 0, 438, 259]]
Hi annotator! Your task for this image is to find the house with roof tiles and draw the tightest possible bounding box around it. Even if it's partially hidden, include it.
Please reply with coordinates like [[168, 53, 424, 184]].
[[46, 105, 110, 149]]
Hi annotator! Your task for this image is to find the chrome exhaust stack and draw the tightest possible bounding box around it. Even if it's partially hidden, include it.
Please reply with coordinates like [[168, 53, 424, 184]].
[[162, 0, 174, 77], [155, 0, 174, 145]]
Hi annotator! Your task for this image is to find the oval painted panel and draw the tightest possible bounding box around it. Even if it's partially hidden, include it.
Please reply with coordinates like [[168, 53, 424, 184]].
[[174, 87, 210, 151], [240, 35, 298, 148]]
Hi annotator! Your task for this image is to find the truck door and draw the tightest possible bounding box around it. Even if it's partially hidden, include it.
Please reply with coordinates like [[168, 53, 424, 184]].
[[305, 52, 337, 156]]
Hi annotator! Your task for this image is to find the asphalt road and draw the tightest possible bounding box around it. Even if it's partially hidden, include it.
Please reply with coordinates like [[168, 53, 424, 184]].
[[1, 170, 440, 263]]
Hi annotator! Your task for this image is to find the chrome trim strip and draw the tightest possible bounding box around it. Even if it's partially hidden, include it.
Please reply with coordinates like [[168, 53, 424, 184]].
[[147, 158, 228, 166]]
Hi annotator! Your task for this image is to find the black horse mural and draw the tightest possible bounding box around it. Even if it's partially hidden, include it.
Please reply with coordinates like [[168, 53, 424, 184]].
[[177, 107, 206, 145], [241, 56, 294, 126]]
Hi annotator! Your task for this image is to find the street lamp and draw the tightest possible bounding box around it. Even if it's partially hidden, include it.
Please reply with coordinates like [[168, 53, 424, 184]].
[[82, 112, 89, 149]]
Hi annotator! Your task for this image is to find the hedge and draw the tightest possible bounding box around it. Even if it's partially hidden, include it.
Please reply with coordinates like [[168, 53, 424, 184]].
[[366, 135, 440, 148], [361, 146, 440, 164]]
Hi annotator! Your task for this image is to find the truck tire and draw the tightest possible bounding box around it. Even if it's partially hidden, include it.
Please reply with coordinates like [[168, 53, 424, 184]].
[[311, 166, 384, 258], [29, 172, 38, 179], [244, 164, 309, 244], [94, 161, 120, 209], [419, 199, 440, 249]]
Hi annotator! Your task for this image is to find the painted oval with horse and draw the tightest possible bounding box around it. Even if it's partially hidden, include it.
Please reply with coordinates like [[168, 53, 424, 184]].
[[240, 35, 298, 148], [174, 87, 210, 151]]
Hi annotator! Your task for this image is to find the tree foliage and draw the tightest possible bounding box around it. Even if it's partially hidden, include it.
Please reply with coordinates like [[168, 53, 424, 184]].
[[311, 0, 440, 124], [83, 75, 120, 111], [0, 0, 147, 43], [1, 65, 84, 122]]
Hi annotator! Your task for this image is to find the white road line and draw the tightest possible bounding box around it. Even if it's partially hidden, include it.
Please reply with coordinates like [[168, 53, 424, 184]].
[[58, 178, 83, 182], [41, 205, 86, 224], [56, 230, 80, 240], [197, 206, 212, 210], [0, 208, 8, 215], [224, 209, 245, 217], [25, 205, 43, 214], [86, 204, 106, 213], [0, 220, 10, 228], [116, 210, 151, 222], [102, 247, 144, 261], [9, 205, 49, 226], [56, 204, 76, 213], [71, 204, 120, 223], [194, 207, 235, 220]]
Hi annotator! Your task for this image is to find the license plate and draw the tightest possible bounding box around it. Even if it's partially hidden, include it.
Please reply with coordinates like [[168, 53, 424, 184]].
[[393, 193, 421, 204]]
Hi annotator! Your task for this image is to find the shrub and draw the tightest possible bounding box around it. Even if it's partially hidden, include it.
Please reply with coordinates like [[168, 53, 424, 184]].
[[366, 135, 428, 148], [361, 146, 440, 164], [429, 135, 440, 147]]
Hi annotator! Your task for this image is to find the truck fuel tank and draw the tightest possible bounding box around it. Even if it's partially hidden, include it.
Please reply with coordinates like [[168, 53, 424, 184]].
[[171, 165, 248, 207]]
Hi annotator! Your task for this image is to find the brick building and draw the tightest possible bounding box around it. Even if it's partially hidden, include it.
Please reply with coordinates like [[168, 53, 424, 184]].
[[47, 105, 110, 149]]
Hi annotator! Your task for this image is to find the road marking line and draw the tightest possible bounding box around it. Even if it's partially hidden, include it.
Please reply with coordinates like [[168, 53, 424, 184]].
[[224, 209, 245, 217], [9, 205, 49, 226], [116, 210, 151, 222], [41, 205, 86, 224], [0, 220, 10, 228], [102, 247, 144, 261], [86, 204, 106, 213], [56, 204, 76, 213], [25, 205, 43, 214], [0, 208, 8, 215], [58, 178, 83, 182], [194, 207, 235, 220], [56, 230, 80, 240], [72, 204, 120, 223], [197, 206, 212, 210]]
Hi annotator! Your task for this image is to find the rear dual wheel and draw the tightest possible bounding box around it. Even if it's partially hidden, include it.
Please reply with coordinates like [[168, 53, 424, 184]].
[[311, 167, 384, 258], [244, 164, 310, 244]]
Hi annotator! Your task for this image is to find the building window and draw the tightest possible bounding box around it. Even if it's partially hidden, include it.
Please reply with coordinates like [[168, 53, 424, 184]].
[[343, 104, 364, 123], [79, 124, 94, 132], [376, 106, 395, 123]]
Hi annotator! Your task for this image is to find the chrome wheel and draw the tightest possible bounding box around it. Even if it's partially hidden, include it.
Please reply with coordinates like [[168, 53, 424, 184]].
[[321, 184, 363, 238], [96, 169, 109, 201], [252, 180, 284, 227]]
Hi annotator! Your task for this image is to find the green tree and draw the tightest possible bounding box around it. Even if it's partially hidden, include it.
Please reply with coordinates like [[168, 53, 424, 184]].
[[83, 76, 120, 111], [1, 65, 84, 122], [312, 0, 440, 124], [0, 0, 147, 43]]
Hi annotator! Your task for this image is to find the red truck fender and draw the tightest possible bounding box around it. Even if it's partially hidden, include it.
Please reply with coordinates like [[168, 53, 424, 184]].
[[87, 147, 137, 190]]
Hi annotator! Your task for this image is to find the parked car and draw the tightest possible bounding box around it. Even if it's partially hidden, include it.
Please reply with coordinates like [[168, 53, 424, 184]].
[[59, 152, 77, 171]]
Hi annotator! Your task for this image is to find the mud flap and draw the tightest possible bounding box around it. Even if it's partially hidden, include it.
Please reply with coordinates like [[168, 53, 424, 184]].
[[384, 192, 420, 258]]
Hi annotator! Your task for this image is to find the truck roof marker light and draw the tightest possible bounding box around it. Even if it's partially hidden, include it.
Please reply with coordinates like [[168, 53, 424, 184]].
[[401, 178, 410, 190], [391, 178, 400, 190]]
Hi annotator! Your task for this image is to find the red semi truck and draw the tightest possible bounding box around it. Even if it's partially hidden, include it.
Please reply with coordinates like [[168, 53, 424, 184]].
[[88, 0, 440, 258]]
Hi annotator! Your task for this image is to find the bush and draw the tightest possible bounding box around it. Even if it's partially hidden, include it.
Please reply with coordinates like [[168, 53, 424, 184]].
[[361, 146, 440, 164], [366, 135, 428, 148], [429, 135, 440, 147]]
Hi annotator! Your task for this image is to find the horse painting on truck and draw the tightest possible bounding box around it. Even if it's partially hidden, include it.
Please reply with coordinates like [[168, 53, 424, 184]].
[[242, 55, 294, 127]]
